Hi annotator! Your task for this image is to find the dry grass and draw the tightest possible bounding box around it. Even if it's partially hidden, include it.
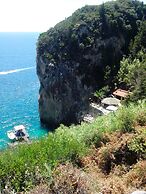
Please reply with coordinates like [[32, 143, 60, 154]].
[[28, 125, 146, 194], [28, 163, 99, 194]]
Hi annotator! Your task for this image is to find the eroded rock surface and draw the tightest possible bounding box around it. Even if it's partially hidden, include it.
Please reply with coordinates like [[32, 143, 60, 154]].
[[37, 58, 89, 127]]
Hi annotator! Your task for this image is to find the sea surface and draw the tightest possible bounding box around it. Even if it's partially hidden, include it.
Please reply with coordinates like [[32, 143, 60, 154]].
[[0, 32, 49, 149]]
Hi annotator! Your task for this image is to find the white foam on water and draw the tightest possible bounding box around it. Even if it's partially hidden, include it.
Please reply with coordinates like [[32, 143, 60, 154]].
[[0, 66, 35, 75]]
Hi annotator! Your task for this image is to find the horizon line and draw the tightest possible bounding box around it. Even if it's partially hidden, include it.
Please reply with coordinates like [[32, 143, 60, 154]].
[[0, 31, 42, 33]]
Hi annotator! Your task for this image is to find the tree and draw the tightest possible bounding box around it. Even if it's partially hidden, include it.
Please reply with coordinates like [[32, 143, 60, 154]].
[[118, 50, 146, 101], [130, 21, 146, 56]]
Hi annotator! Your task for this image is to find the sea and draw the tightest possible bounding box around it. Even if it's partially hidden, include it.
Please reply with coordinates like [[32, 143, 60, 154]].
[[0, 32, 49, 150]]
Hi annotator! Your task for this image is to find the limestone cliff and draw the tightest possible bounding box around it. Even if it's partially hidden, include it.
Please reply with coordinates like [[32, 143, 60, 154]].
[[37, 0, 146, 127], [37, 59, 89, 127]]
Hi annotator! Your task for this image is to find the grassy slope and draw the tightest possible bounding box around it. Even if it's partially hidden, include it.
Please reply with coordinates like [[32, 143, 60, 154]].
[[0, 101, 146, 193]]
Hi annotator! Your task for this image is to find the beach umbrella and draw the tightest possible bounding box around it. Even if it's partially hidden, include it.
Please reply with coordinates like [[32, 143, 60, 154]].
[[101, 97, 120, 106], [106, 105, 118, 111]]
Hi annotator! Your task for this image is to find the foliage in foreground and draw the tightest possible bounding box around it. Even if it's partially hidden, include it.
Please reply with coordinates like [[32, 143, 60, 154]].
[[0, 101, 145, 192]]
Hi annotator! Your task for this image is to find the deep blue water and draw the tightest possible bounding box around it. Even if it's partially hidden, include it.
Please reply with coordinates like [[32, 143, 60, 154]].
[[0, 32, 48, 149]]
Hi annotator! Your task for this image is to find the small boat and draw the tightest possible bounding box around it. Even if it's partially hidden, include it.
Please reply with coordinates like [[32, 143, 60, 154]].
[[7, 125, 29, 141]]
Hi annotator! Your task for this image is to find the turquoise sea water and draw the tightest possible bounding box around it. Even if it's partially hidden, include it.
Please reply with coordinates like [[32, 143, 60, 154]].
[[0, 32, 49, 149]]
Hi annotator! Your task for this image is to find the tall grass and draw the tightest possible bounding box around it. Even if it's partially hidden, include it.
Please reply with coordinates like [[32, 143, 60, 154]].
[[0, 130, 87, 192], [0, 101, 145, 192]]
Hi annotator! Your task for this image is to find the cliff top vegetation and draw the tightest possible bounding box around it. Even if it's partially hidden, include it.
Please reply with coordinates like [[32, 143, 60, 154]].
[[37, 0, 146, 96]]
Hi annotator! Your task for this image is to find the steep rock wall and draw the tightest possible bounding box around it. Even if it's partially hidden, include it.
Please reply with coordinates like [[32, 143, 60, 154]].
[[37, 0, 146, 127]]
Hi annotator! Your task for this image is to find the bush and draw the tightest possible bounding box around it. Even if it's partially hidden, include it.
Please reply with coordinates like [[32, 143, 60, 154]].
[[0, 129, 87, 192], [125, 161, 146, 188], [50, 163, 92, 194], [134, 101, 146, 126], [115, 105, 136, 132], [97, 147, 112, 174], [128, 134, 146, 159]]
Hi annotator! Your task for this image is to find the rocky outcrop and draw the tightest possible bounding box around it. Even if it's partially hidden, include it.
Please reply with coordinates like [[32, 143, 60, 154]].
[[37, 0, 146, 127], [37, 58, 90, 128], [37, 35, 124, 127]]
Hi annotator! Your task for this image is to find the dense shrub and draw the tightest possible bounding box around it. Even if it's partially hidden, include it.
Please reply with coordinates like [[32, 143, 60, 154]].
[[50, 163, 92, 194], [118, 21, 146, 102], [0, 130, 87, 192], [128, 133, 146, 159], [125, 161, 146, 188]]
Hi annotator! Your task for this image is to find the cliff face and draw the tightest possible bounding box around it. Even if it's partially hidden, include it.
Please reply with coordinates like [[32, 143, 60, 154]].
[[37, 0, 146, 127], [37, 36, 124, 127], [37, 59, 89, 127]]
